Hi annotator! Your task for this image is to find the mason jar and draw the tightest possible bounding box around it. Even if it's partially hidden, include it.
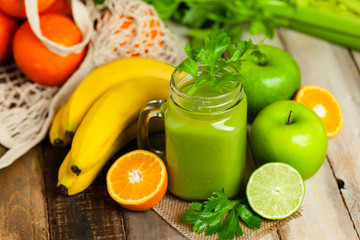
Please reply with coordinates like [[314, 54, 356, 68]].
[[138, 66, 247, 200]]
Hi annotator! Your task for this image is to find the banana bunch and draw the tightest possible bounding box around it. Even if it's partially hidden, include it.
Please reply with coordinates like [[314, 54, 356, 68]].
[[50, 57, 173, 195]]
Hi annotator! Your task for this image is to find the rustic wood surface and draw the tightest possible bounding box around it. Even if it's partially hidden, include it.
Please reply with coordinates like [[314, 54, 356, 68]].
[[1, 28, 360, 240]]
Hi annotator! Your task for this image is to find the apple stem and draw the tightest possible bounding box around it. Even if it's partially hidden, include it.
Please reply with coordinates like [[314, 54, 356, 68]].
[[258, 59, 267, 66], [258, 55, 268, 66], [288, 111, 292, 125]]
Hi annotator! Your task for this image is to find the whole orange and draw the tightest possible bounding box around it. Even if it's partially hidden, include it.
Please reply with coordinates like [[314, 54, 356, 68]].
[[0, 0, 56, 18], [12, 14, 86, 86], [0, 10, 20, 62]]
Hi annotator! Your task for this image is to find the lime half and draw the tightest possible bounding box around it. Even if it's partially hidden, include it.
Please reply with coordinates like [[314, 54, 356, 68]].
[[246, 162, 305, 220]]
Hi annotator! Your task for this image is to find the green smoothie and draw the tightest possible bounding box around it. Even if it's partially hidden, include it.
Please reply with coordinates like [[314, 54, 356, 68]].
[[164, 85, 247, 200]]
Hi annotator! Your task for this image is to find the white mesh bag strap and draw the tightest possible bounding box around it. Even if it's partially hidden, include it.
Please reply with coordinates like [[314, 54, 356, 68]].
[[24, 0, 93, 56]]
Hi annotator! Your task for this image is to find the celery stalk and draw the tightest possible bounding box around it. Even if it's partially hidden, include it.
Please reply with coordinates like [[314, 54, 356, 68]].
[[262, 2, 360, 38], [277, 18, 360, 51], [341, 0, 360, 15]]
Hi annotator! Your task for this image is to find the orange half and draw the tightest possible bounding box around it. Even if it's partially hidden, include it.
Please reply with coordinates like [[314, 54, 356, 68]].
[[106, 150, 168, 211], [294, 85, 343, 138]]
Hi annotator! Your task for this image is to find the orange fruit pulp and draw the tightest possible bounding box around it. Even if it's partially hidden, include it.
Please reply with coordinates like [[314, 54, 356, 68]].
[[294, 85, 343, 138], [0, 10, 20, 62], [106, 150, 168, 211], [0, 0, 56, 18], [12, 13, 86, 86]]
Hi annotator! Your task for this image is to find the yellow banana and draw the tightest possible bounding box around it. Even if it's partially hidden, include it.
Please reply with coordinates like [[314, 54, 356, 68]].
[[57, 150, 76, 195], [49, 106, 72, 147], [63, 57, 174, 137], [70, 77, 169, 176], [57, 119, 164, 195], [58, 122, 137, 195]]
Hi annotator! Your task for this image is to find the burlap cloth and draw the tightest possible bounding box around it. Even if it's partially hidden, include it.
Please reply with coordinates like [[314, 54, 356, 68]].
[[153, 192, 301, 240]]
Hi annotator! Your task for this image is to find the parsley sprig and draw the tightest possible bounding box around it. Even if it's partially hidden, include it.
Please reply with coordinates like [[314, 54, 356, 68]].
[[176, 30, 254, 95], [182, 189, 262, 240]]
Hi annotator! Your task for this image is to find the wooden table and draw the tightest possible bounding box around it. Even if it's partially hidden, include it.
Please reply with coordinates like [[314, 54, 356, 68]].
[[1, 28, 360, 240]]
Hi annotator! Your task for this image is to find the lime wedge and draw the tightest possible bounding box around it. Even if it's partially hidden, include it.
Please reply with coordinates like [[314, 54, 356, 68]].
[[246, 162, 305, 220]]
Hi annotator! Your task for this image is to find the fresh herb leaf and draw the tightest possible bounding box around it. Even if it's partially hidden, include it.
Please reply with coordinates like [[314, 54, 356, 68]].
[[201, 30, 231, 70], [203, 189, 233, 212], [182, 189, 262, 240], [228, 40, 253, 62], [219, 209, 243, 240], [188, 27, 222, 48], [218, 72, 245, 88], [189, 202, 203, 211], [236, 204, 262, 229], [176, 44, 198, 78], [175, 30, 254, 94], [182, 208, 207, 232]]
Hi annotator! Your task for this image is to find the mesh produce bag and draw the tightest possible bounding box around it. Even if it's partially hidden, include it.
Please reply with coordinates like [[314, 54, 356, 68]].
[[0, 0, 179, 168]]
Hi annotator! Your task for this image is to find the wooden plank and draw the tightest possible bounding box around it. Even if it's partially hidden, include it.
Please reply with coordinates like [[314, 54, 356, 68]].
[[41, 140, 127, 240], [125, 209, 186, 240], [0, 145, 49, 240], [279, 160, 357, 239], [277, 28, 360, 239], [282, 28, 360, 236]]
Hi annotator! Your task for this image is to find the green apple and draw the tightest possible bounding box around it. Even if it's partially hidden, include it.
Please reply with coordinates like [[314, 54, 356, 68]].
[[250, 100, 328, 180], [242, 45, 301, 122]]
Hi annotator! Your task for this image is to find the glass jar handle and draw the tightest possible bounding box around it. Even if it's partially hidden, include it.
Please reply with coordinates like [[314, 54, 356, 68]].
[[137, 100, 166, 158]]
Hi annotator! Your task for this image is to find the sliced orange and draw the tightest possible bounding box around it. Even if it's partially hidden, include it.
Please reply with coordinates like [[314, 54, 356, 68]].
[[294, 85, 343, 138], [106, 150, 167, 211]]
